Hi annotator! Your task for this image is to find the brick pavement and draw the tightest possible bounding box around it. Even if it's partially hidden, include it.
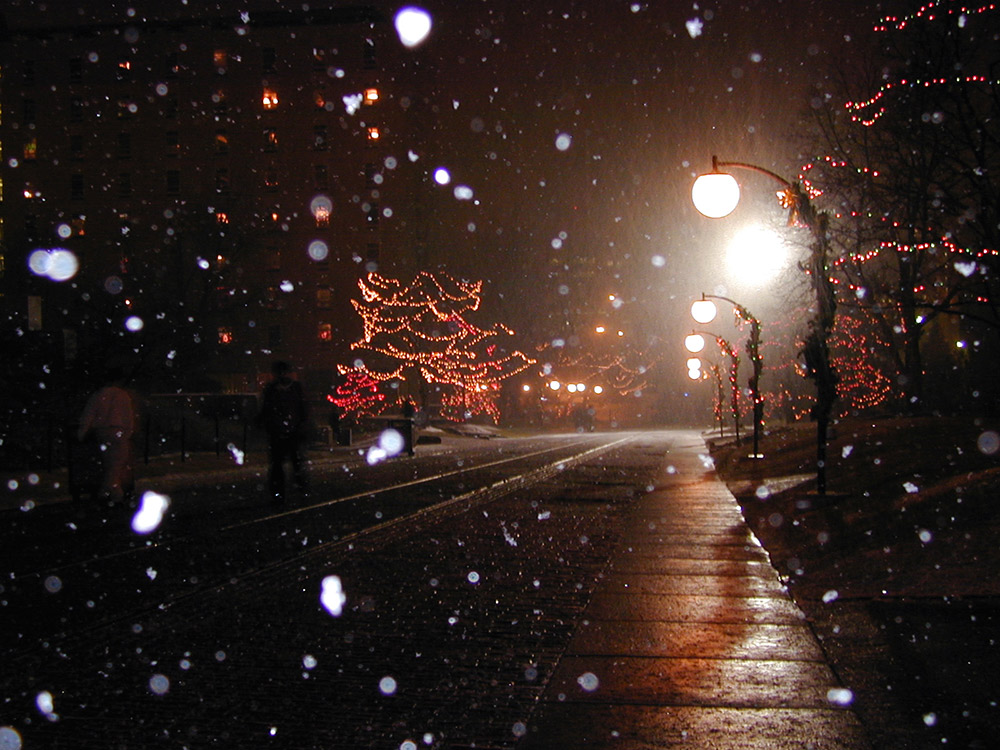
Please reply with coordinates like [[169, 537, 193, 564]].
[[519, 432, 871, 749]]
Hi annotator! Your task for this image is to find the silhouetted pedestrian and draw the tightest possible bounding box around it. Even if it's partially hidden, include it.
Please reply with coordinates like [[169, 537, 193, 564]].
[[257, 361, 309, 503], [77, 366, 136, 504]]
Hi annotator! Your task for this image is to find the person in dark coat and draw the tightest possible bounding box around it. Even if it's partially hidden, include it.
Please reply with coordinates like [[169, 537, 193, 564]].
[[257, 361, 309, 503], [77, 366, 136, 503]]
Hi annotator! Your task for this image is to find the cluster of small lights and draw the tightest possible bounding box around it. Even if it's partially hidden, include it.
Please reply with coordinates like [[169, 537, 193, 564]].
[[340, 271, 533, 422], [845, 74, 996, 126], [328, 369, 386, 417], [874, 1, 996, 32], [830, 314, 894, 412]]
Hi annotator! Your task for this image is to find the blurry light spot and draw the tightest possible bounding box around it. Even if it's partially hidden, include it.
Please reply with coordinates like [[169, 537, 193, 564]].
[[0, 726, 23, 750], [577, 672, 599, 692], [768, 513, 784, 528], [379, 675, 398, 695], [35, 691, 56, 720], [155, 83, 169, 96], [148, 674, 170, 696], [918, 529, 933, 544], [44, 576, 62, 593], [453, 185, 474, 200], [685, 18, 704, 37], [131, 491, 169, 534], [197, 257, 210, 270], [512, 722, 527, 737], [651, 254, 665, 267], [308, 240, 329, 261], [395, 7, 432, 47], [56, 223, 73, 239], [467, 571, 480, 584], [280, 280, 295, 293], [105, 276, 124, 294], [903, 481, 919, 494], [755, 485, 771, 500], [557, 285, 569, 295], [555, 133, 572, 151], [378, 428, 405, 457], [954, 261, 977, 277], [592, 385, 604, 394], [125, 316, 144, 332], [303, 655, 318, 670], [977, 430, 999, 455], [923, 712, 937, 726], [227, 443, 246, 465], [320, 575, 347, 616], [842, 445, 853, 458], [827, 688, 853, 706], [822, 590, 839, 603]]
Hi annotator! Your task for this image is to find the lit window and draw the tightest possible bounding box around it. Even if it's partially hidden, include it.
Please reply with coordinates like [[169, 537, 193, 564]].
[[218, 328, 234, 345], [318, 322, 332, 341], [215, 130, 228, 154], [213, 49, 227, 72], [264, 170, 278, 192], [216, 212, 229, 224], [117, 59, 131, 81], [366, 126, 380, 141], [23, 138, 37, 161], [314, 205, 330, 227], [262, 88, 279, 110], [72, 217, 86, 236], [364, 87, 379, 105], [263, 128, 278, 151], [317, 289, 332, 309]]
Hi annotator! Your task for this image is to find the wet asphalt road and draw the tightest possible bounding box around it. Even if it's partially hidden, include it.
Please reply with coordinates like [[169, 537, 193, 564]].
[[2, 430, 862, 749]]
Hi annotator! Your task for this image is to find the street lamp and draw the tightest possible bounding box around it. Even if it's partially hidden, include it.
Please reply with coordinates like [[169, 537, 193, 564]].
[[690, 293, 764, 459], [692, 156, 838, 494]]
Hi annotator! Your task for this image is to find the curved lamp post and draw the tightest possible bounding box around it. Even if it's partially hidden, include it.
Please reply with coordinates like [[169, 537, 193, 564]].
[[692, 156, 838, 494], [691, 293, 764, 458]]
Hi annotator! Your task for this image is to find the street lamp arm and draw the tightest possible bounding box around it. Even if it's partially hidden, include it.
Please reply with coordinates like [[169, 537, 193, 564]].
[[711, 156, 793, 190]]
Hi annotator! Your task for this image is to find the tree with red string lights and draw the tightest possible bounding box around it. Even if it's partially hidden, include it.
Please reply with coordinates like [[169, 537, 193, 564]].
[[799, 0, 1000, 411], [336, 271, 534, 422]]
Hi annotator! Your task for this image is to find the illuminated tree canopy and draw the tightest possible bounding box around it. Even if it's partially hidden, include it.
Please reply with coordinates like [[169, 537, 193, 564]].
[[337, 271, 534, 421]]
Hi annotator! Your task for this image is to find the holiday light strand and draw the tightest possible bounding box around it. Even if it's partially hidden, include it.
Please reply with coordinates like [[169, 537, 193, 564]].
[[875, 1, 996, 32]]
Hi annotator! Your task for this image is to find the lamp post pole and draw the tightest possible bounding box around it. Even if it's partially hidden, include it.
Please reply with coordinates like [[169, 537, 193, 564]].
[[692, 157, 838, 494]]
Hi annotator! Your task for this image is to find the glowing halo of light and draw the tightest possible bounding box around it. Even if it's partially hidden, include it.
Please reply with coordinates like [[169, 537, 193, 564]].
[[310, 195, 333, 218], [687, 367, 702, 381], [686, 357, 702, 370], [726, 225, 787, 287]]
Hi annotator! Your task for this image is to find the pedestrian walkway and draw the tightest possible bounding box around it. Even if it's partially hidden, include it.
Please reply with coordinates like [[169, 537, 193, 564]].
[[520, 433, 870, 749]]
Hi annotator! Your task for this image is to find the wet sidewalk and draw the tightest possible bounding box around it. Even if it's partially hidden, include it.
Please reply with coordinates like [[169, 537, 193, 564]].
[[520, 436, 870, 749]]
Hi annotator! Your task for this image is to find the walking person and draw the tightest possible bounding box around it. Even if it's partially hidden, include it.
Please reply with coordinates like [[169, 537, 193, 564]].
[[77, 366, 136, 505], [257, 361, 309, 503]]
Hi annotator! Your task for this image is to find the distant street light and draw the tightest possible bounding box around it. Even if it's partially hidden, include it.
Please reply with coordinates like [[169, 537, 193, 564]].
[[690, 293, 763, 458], [692, 156, 838, 494], [685, 330, 741, 442]]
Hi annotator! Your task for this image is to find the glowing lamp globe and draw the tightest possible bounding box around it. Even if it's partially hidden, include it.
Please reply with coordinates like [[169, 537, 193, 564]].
[[687, 368, 702, 381], [690, 299, 717, 324], [684, 333, 706, 353], [686, 357, 702, 371], [691, 172, 740, 218]]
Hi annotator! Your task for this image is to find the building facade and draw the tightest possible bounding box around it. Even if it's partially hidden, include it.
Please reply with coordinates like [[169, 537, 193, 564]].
[[1, 6, 411, 395]]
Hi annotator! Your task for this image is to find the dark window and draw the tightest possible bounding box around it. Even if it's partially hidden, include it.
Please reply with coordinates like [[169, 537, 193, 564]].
[[117, 133, 131, 159], [165, 130, 179, 157], [23, 99, 36, 125], [69, 57, 83, 83], [118, 173, 132, 197], [313, 125, 327, 151], [264, 169, 279, 192], [70, 97, 84, 122], [269, 324, 282, 346], [163, 97, 178, 119], [314, 164, 328, 189], [216, 168, 230, 194], [367, 242, 380, 263], [70, 134, 84, 159], [71, 174, 84, 200], [23, 60, 36, 86], [262, 47, 276, 73], [365, 163, 379, 189], [166, 170, 180, 195], [366, 202, 379, 227], [363, 38, 376, 69]]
